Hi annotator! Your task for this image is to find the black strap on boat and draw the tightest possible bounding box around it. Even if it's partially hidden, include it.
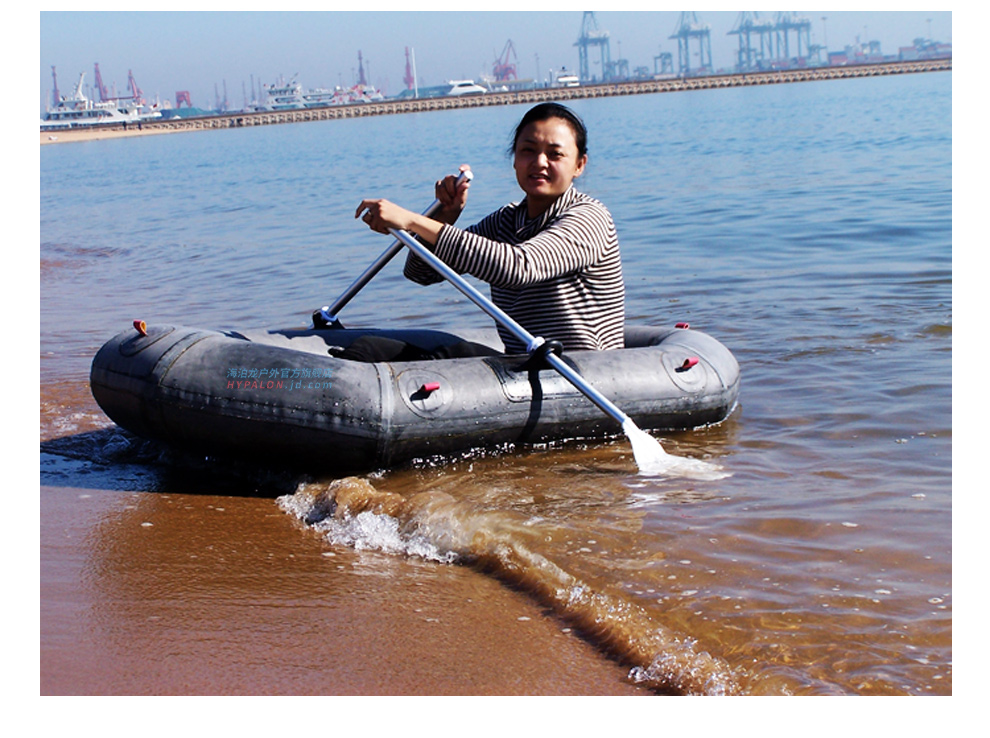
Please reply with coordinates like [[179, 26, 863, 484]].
[[520, 338, 564, 370]]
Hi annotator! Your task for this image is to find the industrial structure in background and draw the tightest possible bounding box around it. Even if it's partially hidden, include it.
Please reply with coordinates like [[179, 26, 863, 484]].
[[575, 12, 612, 82], [670, 12, 713, 76], [47, 64, 156, 110], [728, 11, 817, 71], [42, 64, 163, 129], [570, 11, 951, 82], [43, 12, 952, 125], [493, 39, 518, 82]]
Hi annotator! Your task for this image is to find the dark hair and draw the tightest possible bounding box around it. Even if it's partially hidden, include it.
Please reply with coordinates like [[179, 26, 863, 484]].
[[508, 102, 588, 158]]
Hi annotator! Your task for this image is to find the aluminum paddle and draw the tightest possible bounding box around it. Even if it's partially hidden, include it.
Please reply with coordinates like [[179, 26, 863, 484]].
[[313, 169, 473, 328], [387, 226, 727, 478]]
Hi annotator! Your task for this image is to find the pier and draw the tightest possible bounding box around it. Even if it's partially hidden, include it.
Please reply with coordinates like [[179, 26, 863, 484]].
[[41, 58, 950, 144]]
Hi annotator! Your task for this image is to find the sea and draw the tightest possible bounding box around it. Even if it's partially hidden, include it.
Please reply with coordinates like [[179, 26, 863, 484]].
[[40, 71, 953, 700]]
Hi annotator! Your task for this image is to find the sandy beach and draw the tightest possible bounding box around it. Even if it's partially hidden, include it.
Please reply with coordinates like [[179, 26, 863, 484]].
[[41, 126, 188, 146]]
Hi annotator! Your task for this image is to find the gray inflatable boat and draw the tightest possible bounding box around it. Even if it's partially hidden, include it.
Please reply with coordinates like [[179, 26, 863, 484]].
[[90, 322, 739, 473]]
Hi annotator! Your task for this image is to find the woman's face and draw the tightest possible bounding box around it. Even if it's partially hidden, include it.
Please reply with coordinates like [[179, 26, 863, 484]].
[[513, 117, 587, 217]]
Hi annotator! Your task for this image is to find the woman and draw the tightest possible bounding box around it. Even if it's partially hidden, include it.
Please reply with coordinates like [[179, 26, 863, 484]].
[[351, 102, 624, 360]]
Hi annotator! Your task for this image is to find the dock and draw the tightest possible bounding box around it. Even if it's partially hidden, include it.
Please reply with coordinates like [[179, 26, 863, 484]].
[[41, 58, 951, 144]]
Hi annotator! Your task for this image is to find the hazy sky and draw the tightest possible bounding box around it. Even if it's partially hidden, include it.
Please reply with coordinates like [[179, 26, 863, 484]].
[[39, 9, 951, 112]]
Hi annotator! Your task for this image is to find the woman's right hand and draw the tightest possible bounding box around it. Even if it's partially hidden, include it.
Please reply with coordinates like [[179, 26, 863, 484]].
[[434, 164, 471, 224]]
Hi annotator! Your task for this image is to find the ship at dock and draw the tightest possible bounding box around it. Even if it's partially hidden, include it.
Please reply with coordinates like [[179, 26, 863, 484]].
[[255, 75, 383, 111], [41, 68, 162, 131]]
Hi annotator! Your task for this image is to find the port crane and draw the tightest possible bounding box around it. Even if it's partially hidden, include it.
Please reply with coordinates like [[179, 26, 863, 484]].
[[493, 39, 518, 81], [125, 70, 145, 104], [729, 11, 775, 71], [774, 12, 812, 62], [670, 12, 713, 76], [93, 63, 110, 102], [575, 11, 611, 82], [91, 63, 148, 104], [729, 11, 813, 72]]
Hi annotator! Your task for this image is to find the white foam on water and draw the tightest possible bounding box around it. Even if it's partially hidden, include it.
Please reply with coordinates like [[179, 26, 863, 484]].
[[277, 488, 458, 564], [622, 418, 729, 481], [318, 510, 458, 563]]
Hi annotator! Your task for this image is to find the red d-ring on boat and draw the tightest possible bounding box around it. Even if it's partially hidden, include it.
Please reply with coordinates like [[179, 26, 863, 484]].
[[420, 382, 441, 393], [133, 319, 148, 337], [679, 357, 699, 371], [675, 322, 690, 329]]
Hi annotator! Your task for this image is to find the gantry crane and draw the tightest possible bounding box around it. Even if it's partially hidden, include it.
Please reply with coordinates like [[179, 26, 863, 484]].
[[575, 12, 611, 83], [670, 12, 712, 76], [774, 12, 812, 62], [729, 11, 775, 71]]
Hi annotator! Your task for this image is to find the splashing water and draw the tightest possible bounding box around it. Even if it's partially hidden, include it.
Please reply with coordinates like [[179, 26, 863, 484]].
[[622, 418, 729, 480], [279, 476, 740, 695]]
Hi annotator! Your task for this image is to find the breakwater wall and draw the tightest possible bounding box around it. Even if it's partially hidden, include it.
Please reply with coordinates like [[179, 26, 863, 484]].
[[52, 59, 953, 140]]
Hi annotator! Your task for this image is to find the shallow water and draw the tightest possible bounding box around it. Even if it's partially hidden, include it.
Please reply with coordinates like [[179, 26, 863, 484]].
[[40, 71, 951, 695]]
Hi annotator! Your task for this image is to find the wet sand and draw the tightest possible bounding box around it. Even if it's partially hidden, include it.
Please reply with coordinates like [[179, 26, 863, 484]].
[[40, 452, 647, 697]]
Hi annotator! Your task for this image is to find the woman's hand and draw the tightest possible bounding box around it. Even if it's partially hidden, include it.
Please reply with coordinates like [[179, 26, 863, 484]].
[[355, 197, 445, 246], [356, 165, 470, 245], [434, 164, 472, 224], [355, 198, 416, 235]]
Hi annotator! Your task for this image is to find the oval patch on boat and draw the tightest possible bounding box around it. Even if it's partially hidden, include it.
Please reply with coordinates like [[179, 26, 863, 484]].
[[397, 369, 452, 418]]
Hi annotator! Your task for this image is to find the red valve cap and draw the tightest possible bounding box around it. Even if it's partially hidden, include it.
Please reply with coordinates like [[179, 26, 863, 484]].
[[679, 357, 699, 370], [133, 319, 148, 337], [420, 382, 441, 393]]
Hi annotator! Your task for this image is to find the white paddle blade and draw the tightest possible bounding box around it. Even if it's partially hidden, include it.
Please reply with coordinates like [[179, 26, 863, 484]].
[[622, 418, 729, 480]]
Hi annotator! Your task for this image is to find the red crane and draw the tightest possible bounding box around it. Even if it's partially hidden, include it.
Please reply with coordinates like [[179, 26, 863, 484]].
[[92, 63, 146, 102], [493, 39, 518, 81], [175, 91, 192, 108], [93, 62, 110, 102], [126, 69, 144, 104]]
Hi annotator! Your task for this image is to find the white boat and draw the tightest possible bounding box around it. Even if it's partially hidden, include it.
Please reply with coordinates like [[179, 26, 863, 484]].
[[445, 80, 487, 96], [258, 76, 384, 111], [260, 77, 308, 110], [554, 71, 580, 88], [41, 72, 162, 130]]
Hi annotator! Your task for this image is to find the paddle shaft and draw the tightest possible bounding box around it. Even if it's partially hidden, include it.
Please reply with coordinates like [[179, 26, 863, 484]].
[[320, 170, 473, 321], [388, 227, 630, 428]]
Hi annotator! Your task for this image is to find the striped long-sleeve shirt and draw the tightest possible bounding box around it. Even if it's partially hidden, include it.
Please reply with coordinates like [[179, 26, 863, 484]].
[[403, 186, 625, 353]]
